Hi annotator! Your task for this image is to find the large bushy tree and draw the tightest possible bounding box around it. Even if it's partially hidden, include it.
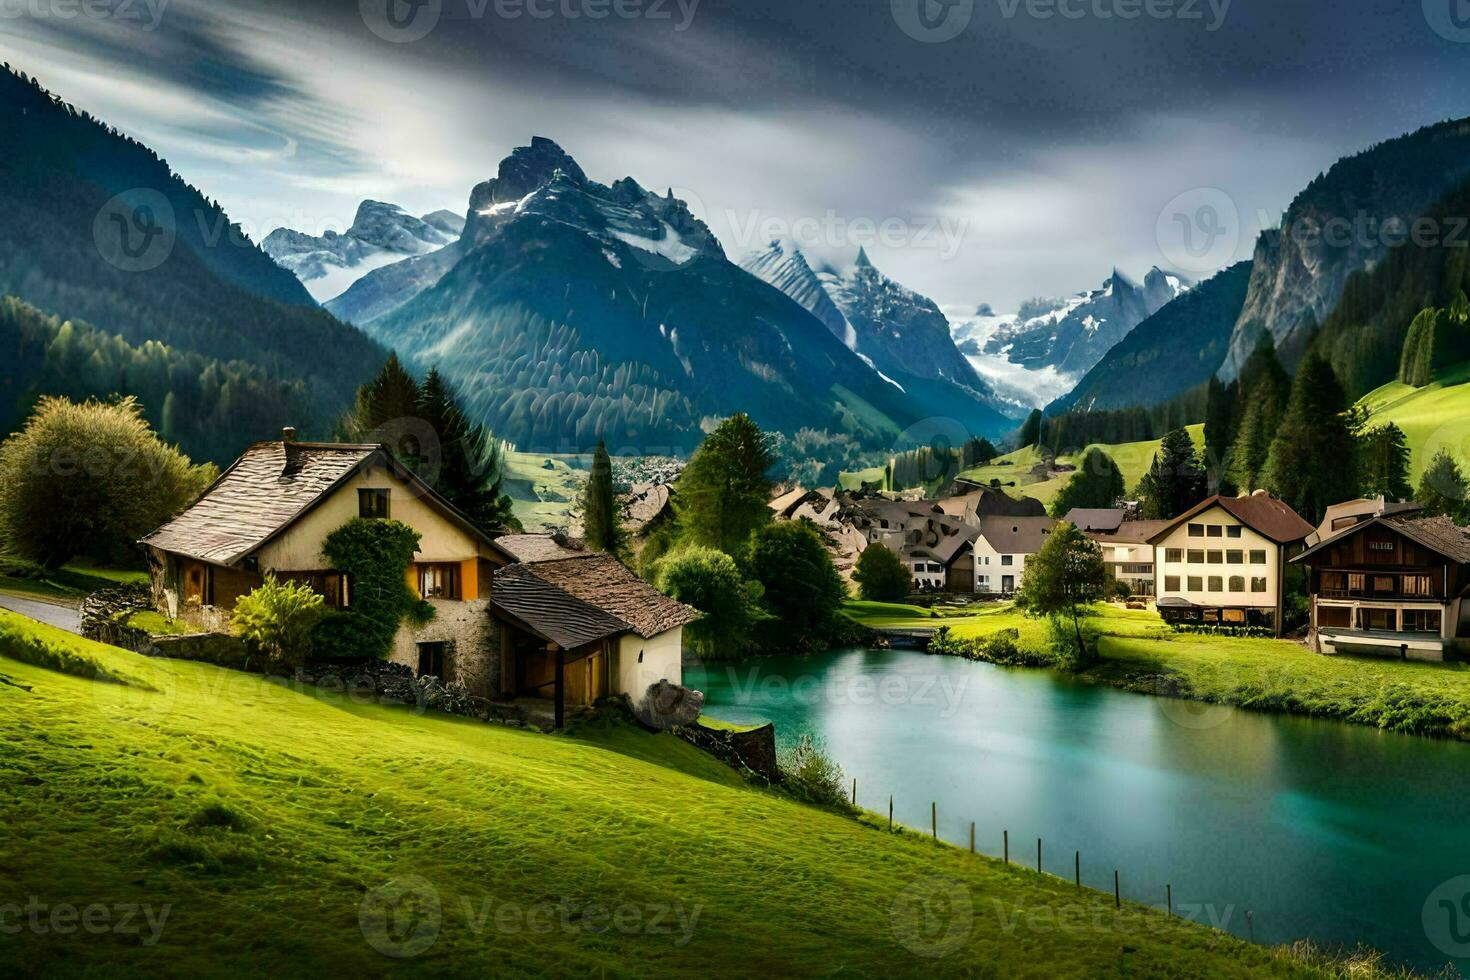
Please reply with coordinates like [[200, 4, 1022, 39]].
[[747, 521, 849, 650], [1019, 410, 1043, 449], [853, 543, 912, 603], [1050, 448, 1126, 518], [1135, 428, 1207, 520], [1417, 450, 1470, 524], [1263, 353, 1360, 524], [580, 441, 627, 557], [673, 414, 774, 556], [0, 396, 215, 568]]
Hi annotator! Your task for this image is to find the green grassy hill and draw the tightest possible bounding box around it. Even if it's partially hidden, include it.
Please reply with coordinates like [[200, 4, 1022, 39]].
[[1357, 361, 1470, 486], [0, 610, 1318, 978], [957, 425, 1206, 508]]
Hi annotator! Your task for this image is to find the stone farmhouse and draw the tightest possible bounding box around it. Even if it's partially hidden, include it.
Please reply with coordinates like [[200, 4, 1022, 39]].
[[142, 432, 698, 727]]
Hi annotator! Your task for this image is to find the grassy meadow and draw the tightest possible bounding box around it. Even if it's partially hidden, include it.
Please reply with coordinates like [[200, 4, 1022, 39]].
[[1357, 360, 1470, 486], [0, 608, 1335, 978]]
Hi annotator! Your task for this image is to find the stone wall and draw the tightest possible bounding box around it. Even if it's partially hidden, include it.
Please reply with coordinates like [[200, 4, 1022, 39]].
[[387, 598, 499, 698], [680, 722, 782, 785]]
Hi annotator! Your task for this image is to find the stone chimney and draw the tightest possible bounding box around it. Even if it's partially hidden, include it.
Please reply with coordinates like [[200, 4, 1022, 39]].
[[282, 427, 298, 443]]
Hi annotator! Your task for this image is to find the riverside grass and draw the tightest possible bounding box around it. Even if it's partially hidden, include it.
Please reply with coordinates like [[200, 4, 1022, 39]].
[[0, 609, 1333, 979], [845, 600, 1470, 740]]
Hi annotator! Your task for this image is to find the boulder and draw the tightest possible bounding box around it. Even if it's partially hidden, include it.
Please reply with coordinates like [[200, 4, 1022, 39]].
[[631, 680, 704, 730]]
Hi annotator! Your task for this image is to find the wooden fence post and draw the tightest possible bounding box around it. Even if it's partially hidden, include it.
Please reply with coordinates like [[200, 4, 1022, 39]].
[[888, 795, 893, 832], [1167, 884, 1173, 917], [1114, 870, 1120, 909], [931, 802, 937, 841], [1003, 830, 1009, 865], [1075, 851, 1080, 889], [852, 778, 856, 806], [969, 822, 975, 854], [1036, 838, 1042, 874]]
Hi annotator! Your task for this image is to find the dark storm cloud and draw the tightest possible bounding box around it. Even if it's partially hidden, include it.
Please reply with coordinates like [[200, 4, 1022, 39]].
[[4, 0, 1468, 305]]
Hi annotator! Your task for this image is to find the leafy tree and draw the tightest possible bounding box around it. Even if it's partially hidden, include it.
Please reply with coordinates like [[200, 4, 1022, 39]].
[[1417, 450, 1470, 524], [853, 543, 912, 602], [580, 441, 627, 557], [0, 396, 215, 568], [232, 576, 327, 671], [673, 414, 774, 556], [1014, 523, 1108, 666], [654, 547, 762, 658], [1359, 423, 1413, 501], [1050, 448, 1126, 517], [314, 519, 433, 661], [747, 520, 849, 649], [1019, 410, 1043, 449], [1263, 353, 1359, 524], [1135, 428, 1207, 520]]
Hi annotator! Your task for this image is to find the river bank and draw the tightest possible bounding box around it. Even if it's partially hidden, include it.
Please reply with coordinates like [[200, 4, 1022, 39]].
[[843, 601, 1470, 742], [688, 646, 1470, 973]]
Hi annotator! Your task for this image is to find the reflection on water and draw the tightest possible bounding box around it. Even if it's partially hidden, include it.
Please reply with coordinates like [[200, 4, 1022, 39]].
[[686, 649, 1470, 973]]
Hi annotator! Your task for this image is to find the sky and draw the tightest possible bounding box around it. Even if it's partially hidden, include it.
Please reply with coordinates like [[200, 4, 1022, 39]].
[[2, 0, 1467, 309]]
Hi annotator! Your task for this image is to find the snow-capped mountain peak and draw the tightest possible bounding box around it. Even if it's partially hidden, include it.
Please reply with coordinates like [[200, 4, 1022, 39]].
[[262, 200, 461, 303]]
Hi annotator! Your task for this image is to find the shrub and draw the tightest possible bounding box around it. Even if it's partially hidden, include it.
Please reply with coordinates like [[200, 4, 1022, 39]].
[[0, 396, 215, 568], [314, 519, 432, 661], [929, 626, 1052, 668], [232, 576, 328, 670], [778, 734, 849, 808], [1047, 617, 1100, 671], [853, 543, 912, 602], [655, 546, 762, 659]]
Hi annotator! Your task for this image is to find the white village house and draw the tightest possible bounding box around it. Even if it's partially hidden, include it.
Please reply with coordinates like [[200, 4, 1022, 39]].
[[1148, 492, 1315, 636]]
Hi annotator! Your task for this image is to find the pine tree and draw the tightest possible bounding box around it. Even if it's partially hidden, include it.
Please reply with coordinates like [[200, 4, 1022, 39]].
[[1359, 423, 1412, 501], [1019, 410, 1043, 449], [419, 369, 519, 532], [1417, 450, 1470, 524], [346, 354, 422, 446], [1263, 352, 1359, 523], [1135, 428, 1206, 520], [674, 414, 775, 557], [580, 441, 626, 556], [1227, 336, 1291, 492], [1203, 376, 1233, 490]]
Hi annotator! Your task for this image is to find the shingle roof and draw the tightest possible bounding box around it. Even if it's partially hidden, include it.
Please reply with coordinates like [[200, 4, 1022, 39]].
[[491, 563, 632, 649], [494, 534, 587, 564], [977, 516, 1057, 555], [141, 442, 382, 566], [1064, 508, 1127, 533], [1147, 494, 1315, 546], [1385, 515, 1470, 563], [1088, 520, 1171, 546], [491, 555, 702, 648]]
